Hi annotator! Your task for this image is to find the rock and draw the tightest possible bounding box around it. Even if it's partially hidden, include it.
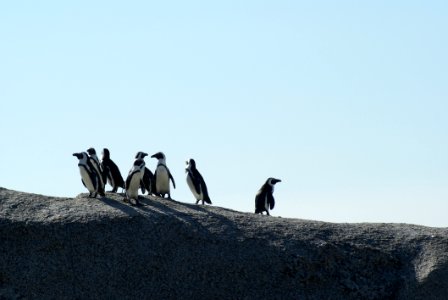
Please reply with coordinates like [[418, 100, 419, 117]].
[[0, 187, 447, 299]]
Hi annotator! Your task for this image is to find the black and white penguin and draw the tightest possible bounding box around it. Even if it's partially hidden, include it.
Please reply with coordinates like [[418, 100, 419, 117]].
[[255, 178, 281, 216], [101, 148, 125, 192], [151, 152, 176, 199], [73, 152, 99, 198], [185, 158, 212, 205], [125, 159, 146, 205], [134, 152, 155, 195], [86, 148, 106, 197]]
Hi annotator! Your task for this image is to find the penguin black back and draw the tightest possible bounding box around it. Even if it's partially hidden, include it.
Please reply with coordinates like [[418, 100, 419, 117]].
[[101, 148, 125, 192]]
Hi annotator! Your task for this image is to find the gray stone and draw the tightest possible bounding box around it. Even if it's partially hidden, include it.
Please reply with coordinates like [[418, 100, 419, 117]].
[[0, 187, 447, 299]]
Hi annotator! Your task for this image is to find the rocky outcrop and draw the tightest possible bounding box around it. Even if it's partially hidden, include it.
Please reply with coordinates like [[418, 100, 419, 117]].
[[1, 187, 447, 299]]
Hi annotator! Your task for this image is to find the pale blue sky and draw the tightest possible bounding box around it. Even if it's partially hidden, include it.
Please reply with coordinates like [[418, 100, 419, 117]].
[[1, 1, 447, 227]]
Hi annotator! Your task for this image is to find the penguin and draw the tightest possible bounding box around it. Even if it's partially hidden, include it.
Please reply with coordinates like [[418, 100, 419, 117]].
[[125, 159, 146, 205], [151, 152, 176, 199], [255, 178, 281, 216], [101, 148, 125, 192], [73, 152, 99, 198], [134, 152, 155, 195], [86, 148, 106, 197], [185, 158, 212, 205]]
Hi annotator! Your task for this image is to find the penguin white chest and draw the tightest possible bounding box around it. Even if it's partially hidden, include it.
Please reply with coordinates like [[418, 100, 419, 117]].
[[186, 174, 202, 200], [79, 166, 96, 193], [156, 167, 170, 193], [127, 171, 143, 199]]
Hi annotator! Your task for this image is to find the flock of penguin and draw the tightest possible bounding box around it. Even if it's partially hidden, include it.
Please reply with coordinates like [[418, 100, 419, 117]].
[[73, 148, 281, 215]]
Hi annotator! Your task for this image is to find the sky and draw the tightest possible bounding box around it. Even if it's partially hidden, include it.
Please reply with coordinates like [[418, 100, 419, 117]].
[[1, 1, 447, 227]]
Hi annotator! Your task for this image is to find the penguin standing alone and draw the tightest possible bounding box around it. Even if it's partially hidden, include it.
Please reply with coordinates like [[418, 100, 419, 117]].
[[255, 178, 281, 215], [86, 148, 106, 197], [101, 148, 125, 192], [125, 159, 145, 205], [151, 152, 176, 199], [73, 152, 99, 198], [185, 158, 212, 205]]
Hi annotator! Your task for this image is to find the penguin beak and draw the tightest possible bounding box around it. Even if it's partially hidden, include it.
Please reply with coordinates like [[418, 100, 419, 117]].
[[73, 153, 81, 159], [142, 153, 148, 157], [274, 179, 282, 184]]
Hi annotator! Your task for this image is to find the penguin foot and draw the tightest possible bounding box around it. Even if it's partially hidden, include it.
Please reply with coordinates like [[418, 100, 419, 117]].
[[129, 198, 139, 206]]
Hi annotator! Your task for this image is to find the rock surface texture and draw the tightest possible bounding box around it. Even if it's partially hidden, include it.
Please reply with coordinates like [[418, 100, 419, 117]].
[[1, 187, 447, 299]]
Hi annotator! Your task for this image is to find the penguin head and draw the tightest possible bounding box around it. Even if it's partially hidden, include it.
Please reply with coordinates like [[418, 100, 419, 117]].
[[73, 152, 83, 160], [131, 159, 146, 173], [73, 152, 88, 163], [135, 152, 148, 160], [267, 178, 281, 186], [151, 152, 165, 160], [185, 158, 196, 172], [134, 159, 145, 168], [102, 148, 110, 159], [86, 148, 96, 156]]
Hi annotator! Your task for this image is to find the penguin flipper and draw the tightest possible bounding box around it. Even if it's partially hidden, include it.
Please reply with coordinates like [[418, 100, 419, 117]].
[[125, 173, 132, 190], [81, 179, 87, 188], [140, 180, 146, 194], [153, 170, 158, 193], [168, 170, 176, 189], [268, 193, 275, 210], [143, 168, 154, 194]]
